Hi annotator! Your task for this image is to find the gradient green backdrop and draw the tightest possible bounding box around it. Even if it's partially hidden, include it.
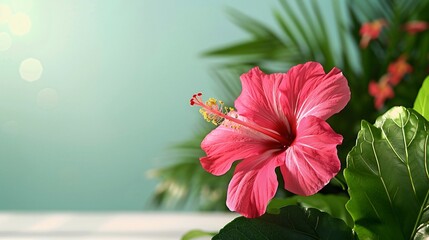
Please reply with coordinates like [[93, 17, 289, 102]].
[[0, 0, 278, 210]]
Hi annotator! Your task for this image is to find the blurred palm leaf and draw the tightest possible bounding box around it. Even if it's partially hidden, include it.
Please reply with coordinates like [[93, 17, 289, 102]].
[[149, 132, 232, 211], [151, 0, 429, 210]]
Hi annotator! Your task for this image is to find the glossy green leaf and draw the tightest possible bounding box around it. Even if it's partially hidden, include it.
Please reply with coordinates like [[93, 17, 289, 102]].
[[213, 205, 354, 240], [267, 194, 353, 227], [345, 107, 429, 240], [414, 76, 429, 120]]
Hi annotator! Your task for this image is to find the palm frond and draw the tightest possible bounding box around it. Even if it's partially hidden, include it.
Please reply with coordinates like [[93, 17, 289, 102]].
[[208, 0, 354, 72], [224, 7, 279, 39], [209, 67, 242, 103], [148, 131, 233, 211]]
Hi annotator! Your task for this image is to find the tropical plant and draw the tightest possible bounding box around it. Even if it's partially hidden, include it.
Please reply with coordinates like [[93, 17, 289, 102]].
[[150, 0, 429, 211]]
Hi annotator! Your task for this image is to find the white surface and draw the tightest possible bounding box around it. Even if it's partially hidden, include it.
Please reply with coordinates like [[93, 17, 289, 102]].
[[0, 212, 238, 239]]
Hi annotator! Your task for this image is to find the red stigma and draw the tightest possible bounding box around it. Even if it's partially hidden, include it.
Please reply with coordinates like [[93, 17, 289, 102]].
[[190, 92, 203, 106]]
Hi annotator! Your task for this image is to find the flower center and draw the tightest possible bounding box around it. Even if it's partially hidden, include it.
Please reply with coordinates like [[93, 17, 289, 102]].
[[190, 93, 291, 145]]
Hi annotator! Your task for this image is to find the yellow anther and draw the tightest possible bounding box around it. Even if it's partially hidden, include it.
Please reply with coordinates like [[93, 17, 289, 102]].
[[194, 97, 234, 126]]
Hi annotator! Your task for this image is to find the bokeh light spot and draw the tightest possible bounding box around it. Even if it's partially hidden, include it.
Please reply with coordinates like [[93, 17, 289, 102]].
[[37, 88, 59, 109], [0, 4, 12, 24], [20, 58, 43, 82], [9, 13, 31, 36], [0, 32, 12, 51], [11, 0, 34, 13]]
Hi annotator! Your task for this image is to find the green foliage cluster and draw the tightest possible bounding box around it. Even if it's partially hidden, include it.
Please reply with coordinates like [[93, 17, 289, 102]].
[[149, 0, 429, 238], [183, 77, 429, 239], [150, 0, 429, 214]]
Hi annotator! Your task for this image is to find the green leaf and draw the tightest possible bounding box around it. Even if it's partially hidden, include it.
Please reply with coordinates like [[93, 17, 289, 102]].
[[267, 194, 353, 228], [414, 76, 429, 120], [203, 38, 285, 57], [181, 229, 216, 240], [213, 205, 355, 240], [345, 106, 429, 240]]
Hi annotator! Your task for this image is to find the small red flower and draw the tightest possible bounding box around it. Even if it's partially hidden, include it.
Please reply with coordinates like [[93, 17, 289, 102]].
[[404, 21, 429, 35], [369, 75, 394, 110], [359, 19, 386, 48], [387, 56, 412, 86]]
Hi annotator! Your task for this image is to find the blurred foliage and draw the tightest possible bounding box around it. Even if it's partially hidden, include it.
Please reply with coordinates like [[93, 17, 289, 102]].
[[150, 0, 429, 210], [148, 133, 232, 211]]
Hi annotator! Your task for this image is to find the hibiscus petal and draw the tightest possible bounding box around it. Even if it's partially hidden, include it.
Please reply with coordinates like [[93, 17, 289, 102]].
[[235, 67, 292, 136], [281, 116, 342, 195], [280, 62, 350, 122], [200, 122, 278, 176], [226, 151, 283, 218]]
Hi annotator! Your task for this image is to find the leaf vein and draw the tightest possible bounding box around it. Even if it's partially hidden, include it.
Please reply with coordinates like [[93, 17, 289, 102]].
[[401, 111, 417, 197], [364, 191, 380, 219], [410, 190, 429, 239], [369, 126, 393, 206]]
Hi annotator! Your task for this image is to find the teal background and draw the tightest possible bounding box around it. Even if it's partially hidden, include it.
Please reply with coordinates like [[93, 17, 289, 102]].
[[0, 0, 278, 210]]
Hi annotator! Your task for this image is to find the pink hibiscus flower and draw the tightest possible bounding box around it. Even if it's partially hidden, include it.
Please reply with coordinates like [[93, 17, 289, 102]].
[[190, 62, 350, 218]]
